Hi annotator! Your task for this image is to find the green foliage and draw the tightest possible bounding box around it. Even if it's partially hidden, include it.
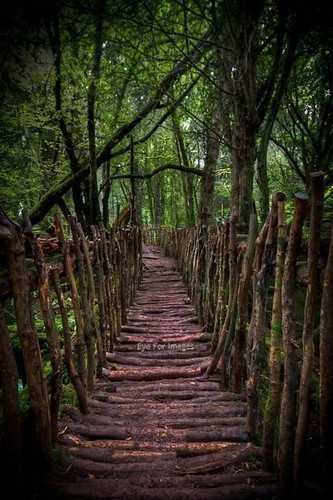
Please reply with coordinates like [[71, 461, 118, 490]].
[[1, 1, 332, 227], [60, 384, 78, 414]]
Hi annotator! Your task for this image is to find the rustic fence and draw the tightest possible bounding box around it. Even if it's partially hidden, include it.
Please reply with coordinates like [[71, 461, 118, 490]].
[[144, 175, 333, 494], [0, 212, 142, 490]]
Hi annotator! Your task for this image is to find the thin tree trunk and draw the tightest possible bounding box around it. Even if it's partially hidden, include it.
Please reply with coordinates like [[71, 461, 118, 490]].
[[0, 300, 23, 486], [172, 112, 195, 226], [206, 216, 238, 377], [130, 137, 141, 224], [88, 0, 105, 225], [102, 161, 111, 227], [224, 0, 259, 226], [100, 225, 115, 349], [233, 212, 257, 392], [77, 223, 105, 373], [48, 13, 87, 229], [70, 218, 95, 392], [51, 268, 89, 414], [64, 242, 87, 388], [92, 225, 108, 352], [1, 219, 51, 466], [34, 240, 62, 446], [278, 193, 309, 494], [256, 25, 298, 221], [211, 222, 229, 349], [294, 172, 324, 489], [319, 221, 333, 486], [247, 194, 281, 439], [263, 196, 287, 470], [197, 100, 221, 321]]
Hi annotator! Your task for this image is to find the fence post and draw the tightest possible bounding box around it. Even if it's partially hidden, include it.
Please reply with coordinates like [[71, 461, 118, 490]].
[[0, 215, 52, 467]]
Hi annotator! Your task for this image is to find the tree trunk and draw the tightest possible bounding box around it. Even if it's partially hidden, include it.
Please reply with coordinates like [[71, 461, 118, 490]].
[[263, 196, 287, 470], [51, 268, 89, 414], [34, 240, 62, 446], [319, 220, 333, 487], [102, 161, 111, 227], [70, 217, 95, 392], [247, 194, 281, 439], [48, 13, 87, 230], [1, 219, 51, 467], [278, 193, 308, 494], [64, 242, 87, 388], [256, 21, 298, 221], [231, 113, 257, 227], [294, 172, 324, 489], [223, 0, 260, 226], [233, 212, 257, 392], [0, 300, 23, 487], [197, 101, 221, 322], [77, 223, 105, 373], [130, 137, 142, 224], [172, 112, 196, 226], [154, 174, 165, 226], [87, 0, 105, 225], [91, 225, 108, 352]]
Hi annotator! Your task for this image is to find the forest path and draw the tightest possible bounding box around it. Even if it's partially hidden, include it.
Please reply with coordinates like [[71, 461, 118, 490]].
[[54, 246, 276, 499]]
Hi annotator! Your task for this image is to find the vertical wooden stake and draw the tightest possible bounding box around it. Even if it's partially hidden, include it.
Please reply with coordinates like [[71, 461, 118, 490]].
[[34, 239, 62, 446], [263, 196, 287, 470], [278, 193, 308, 494], [0, 300, 23, 486], [64, 242, 87, 388], [51, 268, 89, 414], [294, 172, 324, 489], [319, 220, 333, 486], [1, 219, 51, 466]]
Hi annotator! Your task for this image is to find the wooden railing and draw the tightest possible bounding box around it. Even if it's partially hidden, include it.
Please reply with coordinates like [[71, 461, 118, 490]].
[[0, 213, 142, 490], [143, 180, 333, 493]]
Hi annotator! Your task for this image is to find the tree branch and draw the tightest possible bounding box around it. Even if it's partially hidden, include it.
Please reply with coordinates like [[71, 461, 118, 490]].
[[99, 161, 204, 196], [29, 31, 210, 226]]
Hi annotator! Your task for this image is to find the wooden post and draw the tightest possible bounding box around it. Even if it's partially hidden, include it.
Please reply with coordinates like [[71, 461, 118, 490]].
[[263, 195, 287, 470], [92, 225, 108, 351], [64, 242, 87, 388], [206, 249, 242, 377], [294, 172, 324, 489], [219, 249, 244, 386], [0, 215, 51, 466], [70, 217, 95, 393], [246, 212, 270, 370], [0, 299, 23, 487], [212, 226, 224, 347], [51, 268, 89, 414], [234, 212, 257, 392], [77, 223, 105, 372], [246, 194, 282, 439], [319, 220, 333, 486], [278, 193, 309, 494], [34, 239, 62, 446], [100, 225, 115, 349], [113, 234, 123, 336]]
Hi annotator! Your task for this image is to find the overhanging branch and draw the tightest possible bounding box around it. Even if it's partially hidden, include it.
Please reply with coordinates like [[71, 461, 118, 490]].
[[29, 30, 211, 226], [110, 163, 204, 181]]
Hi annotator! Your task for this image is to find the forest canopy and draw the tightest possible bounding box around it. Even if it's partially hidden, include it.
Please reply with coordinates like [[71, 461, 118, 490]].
[[0, 0, 333, 229]]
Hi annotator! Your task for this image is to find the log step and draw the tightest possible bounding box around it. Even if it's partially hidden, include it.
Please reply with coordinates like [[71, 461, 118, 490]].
[[55, 482, 276, 500]]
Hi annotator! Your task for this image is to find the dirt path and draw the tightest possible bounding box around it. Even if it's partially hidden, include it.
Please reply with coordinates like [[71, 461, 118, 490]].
[[54, 246, 276, 499]]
